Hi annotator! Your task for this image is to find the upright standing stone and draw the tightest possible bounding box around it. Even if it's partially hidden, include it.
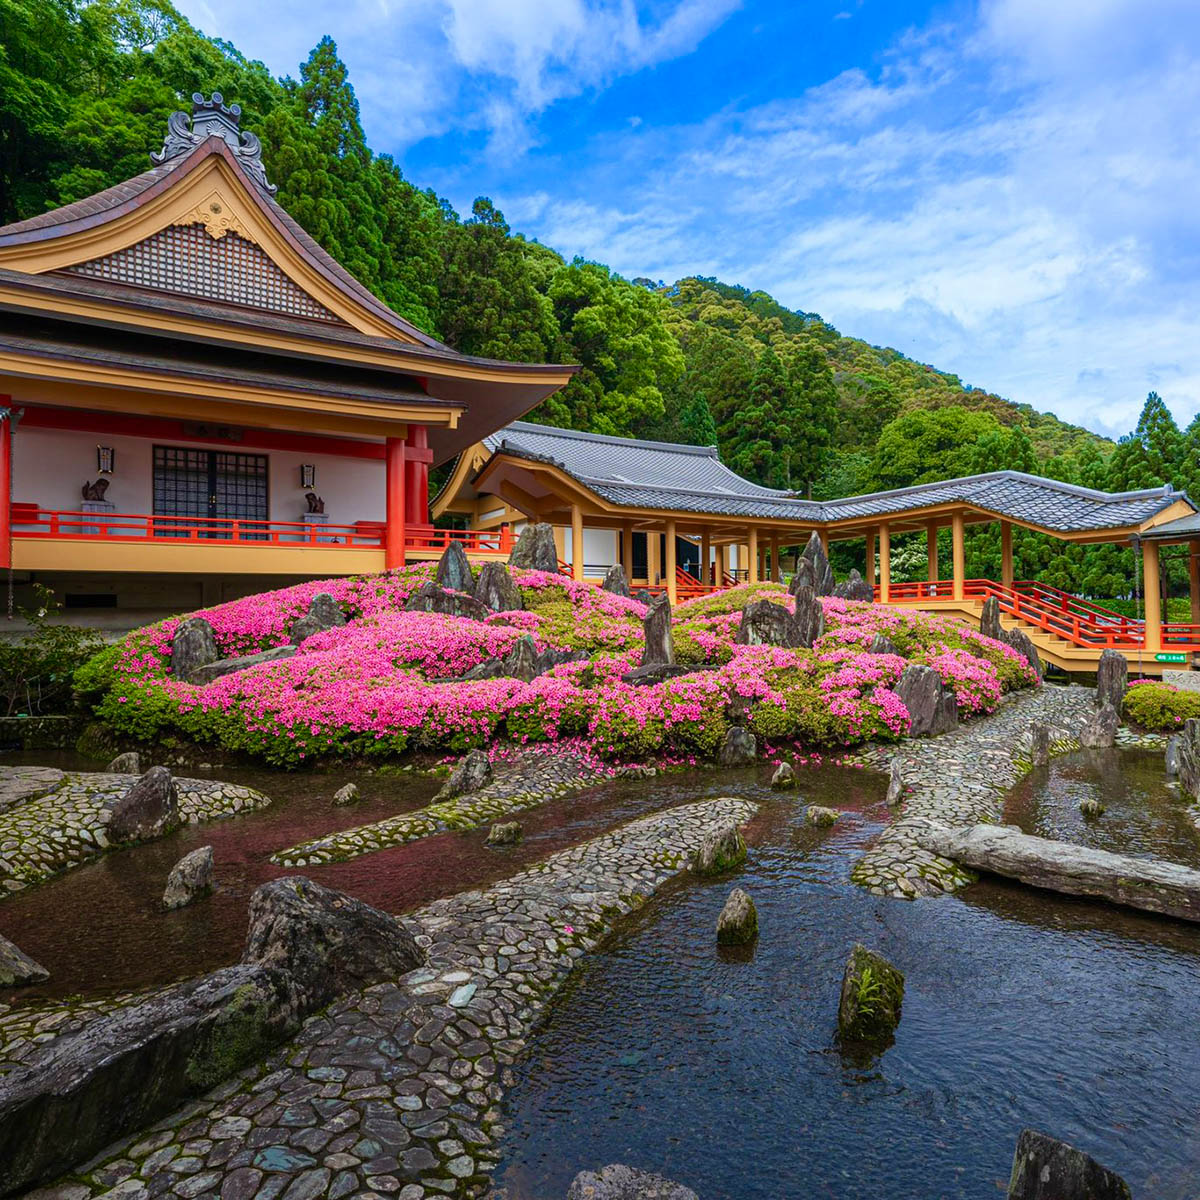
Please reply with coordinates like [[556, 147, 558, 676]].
[[894, 665, 958, 736], [789, 557, 815, 594], [1178, 718, 1200, 798], [980, 595, 1002, 641], [833, 569, 875, 602], [1095, 649, 1128, 713], [306, 592, 346, 629], [1001, 627, 1042, 680], [837, 943, 904, 1043], [1007, 1129, 1131, 1200], [1079, 704, 1119, 749], [107, 766, 180, 843], [869, 633, 899, 656], [170, 616, 218, 681], [792, 584, 826, 648], [797, 531, 835, 596], [692, 822, 748, 874], [475, 561, 524, 612], [1166, 735, 1181, 777], [502, 635, 539, 682], [601, 563, 631, 597], [508, 522, 560, 573], [717, 725, 757, 767], [435, 748, 493, 800], [771, 761, 797, 789], [162, 846, 214, 910], [886, 757, 904, 806], [435, 541, 475, 594], [736, 599, 795, 647], [642, 593, 674, 665], [105, 751, 142, 774], [716, 888, 758, 944], [1029, 724, 1051, 766]]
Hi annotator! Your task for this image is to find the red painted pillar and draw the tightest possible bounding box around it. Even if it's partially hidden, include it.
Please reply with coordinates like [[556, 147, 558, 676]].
[[0, 406, 11, 572], [404, 424, 431, 528], [385, 436, 406, 570]]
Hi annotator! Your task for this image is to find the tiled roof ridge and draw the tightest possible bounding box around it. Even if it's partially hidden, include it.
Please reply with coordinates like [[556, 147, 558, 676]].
[[496, 420, 722, 457]]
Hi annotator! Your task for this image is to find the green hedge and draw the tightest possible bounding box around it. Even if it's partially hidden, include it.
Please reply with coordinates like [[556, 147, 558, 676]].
[[1123, 683, 1200, 731]]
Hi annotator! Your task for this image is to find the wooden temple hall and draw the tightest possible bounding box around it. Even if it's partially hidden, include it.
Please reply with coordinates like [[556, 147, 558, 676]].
[[2, 92, 1199, 674]]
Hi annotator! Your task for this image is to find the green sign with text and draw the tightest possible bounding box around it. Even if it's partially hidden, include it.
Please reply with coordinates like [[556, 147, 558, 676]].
[[1155, 653, 1187, 663]]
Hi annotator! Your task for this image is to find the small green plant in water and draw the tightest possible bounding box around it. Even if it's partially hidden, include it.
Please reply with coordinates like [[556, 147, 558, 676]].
[[854, 964, 886, 1019]]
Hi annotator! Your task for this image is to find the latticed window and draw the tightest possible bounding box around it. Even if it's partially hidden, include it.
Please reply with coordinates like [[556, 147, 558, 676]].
[[153, 445, 268, 538], [65, 224, 341, 322]]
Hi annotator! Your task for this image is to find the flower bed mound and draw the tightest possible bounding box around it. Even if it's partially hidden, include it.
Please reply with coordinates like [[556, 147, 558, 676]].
[[81, 568, 1038, 768]]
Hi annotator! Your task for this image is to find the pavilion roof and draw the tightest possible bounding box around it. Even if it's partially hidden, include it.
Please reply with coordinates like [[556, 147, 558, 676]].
[[481, 421, 1188, 533]]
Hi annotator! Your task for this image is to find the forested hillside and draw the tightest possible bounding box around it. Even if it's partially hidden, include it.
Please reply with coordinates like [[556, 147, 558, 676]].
[[5, 0, 1199, 601]]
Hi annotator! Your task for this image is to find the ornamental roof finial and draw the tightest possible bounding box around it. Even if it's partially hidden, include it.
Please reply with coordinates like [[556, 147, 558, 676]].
[[151, 91, 276, 194]]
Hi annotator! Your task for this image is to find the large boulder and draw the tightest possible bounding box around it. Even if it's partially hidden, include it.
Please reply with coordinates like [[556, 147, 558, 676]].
[[435, 541, 475, 594], [980, 594, 1002, 641], [790, 557, 815, 593], [243, 876, 424, 1015], [894, 665, 958, 736], [307, 591, 346, 630], [716, 888, 758, 945], [502, 635, 540, 683], [190, 644, 296, 682], [601, 563, 631, 597], [794, 531, 835, 597], [1007, 1129, 1131, 1200], [435, 748, 493, 800], [0, 963, 300, 1197], [1178, 718, 1200, 798], [404, 581, 490, 622], [1001, 627, 1042, 680], [833, 568, 874, 602], [508, 522, 560, 573], [105, 751, 142, 774], [170, 616, 218, 681], [162, 845, 214, 910], [692, 822, 748, 875], [1095, 649, 1128, 713], [736, 599, 796, 647], [1079, 704, 1119, 749], [869, 633, 899, 656], [717, 725, 757, 767], [792, 584, 826, 649], [0, 933, 48, 988], [642, 593, 675, 666], [106, 766, 180, 843], [771, 761, 797, 789], [475, 561, 524, 612], [837, 943, 905, 1044], [567, 1164, 698, 1200]]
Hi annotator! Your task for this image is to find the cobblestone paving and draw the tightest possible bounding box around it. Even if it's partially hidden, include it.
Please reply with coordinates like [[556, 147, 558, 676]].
[[20, 795, 756, 1200], [0, 768, 270, 896], [0, 993, 154, 1079], [850, 684, 1097, 897], [273, 748, 605, 867]]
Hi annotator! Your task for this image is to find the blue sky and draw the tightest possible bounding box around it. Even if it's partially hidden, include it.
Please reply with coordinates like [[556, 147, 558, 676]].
[[176, 0, 1200, 439]]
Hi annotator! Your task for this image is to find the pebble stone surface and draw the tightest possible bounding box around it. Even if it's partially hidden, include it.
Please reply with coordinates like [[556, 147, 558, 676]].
[[13, 795, 757, 1200], [272, 749, 604, 867], [0, 768, 270, 896]]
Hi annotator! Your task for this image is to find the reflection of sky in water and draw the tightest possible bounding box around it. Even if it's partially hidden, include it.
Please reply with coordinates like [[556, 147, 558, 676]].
[[497, 760, 1200, 1200]]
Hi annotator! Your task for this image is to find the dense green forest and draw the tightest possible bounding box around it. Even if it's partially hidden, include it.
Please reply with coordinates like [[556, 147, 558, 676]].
[[4, 0, 1199, 602]]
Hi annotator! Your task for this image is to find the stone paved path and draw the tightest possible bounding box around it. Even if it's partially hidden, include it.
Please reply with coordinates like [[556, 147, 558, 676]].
[[851, 684, 1098, 896], [0, 769, 270, 896], [22, 795, 756, 1200]]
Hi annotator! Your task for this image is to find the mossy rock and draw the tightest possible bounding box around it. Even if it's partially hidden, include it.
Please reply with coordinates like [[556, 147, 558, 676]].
[[75, 720, 122, 761], [837, 943, 904, 1044], [691, 822, 748, 876]]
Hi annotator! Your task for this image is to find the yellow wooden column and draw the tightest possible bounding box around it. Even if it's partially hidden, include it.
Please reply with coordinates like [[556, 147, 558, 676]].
[[666, 519, 678, 603], [879, 523, 891, 603], [770, 530, 780, 583], [701, 529, 712, 586], [926, 523, 939, 585], [648, 527, 661, 584], [748, 528, 759, 583], [1143, 538, 1162, 652], [622, 523, 635, 581], [571, 503, 584, 582], [553, 524, 567, 562], [719, 543, 729, 585], [866, 533, 875, 586], [951, 512, 965, 601], [1189, 545, 1200, 625], [1000, 520, 1014, 590], [818, 528, 829, 555]]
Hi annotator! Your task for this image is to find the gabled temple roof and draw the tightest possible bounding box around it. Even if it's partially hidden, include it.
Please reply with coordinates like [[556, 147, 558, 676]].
[[478, 420, 1189, 534]]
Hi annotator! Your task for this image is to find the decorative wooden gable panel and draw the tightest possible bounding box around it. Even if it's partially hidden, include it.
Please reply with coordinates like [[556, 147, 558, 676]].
[[61, 222, 344, 324]]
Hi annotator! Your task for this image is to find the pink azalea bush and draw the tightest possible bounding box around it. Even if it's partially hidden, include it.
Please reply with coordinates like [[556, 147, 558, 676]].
[[81, 569, 1038, 768]]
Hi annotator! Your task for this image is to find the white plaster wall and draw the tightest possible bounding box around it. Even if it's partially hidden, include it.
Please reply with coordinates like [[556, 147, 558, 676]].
[[13, 429, 385, 524], [562, 526, 618, 577]]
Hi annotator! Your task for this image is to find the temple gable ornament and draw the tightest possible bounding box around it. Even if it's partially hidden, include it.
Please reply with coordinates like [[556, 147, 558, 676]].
[[152, 92, 277, 195]]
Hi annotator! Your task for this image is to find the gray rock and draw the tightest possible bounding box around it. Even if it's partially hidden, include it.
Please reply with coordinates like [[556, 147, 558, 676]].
[[0, 932, 49, 987], [736, 599, 797, 647], [716, 725, 756, 767], [1166, 735, 1181, 777], [885, 758, 904, 806], [791, 584, 826, 649], [716, 887, 758, 945], [190, 644, 297, 682], [980, 594, 1002, 641], [508, 522, 560, 573], [869, 634, 899, 656], [474, 562, 523, 612], [242, 876, 424, 1015], [435, 749, 492, 800], [692, 822, 748, 875], [503, 635, 539, 682], [1007, 1129, 1131, 1200], [642, 593, 674, 666], [485, 821, 522, 847], [633, 588, 654, 605], [461, 657, 507, 681], [1080, 797, 1105, 818], [601, 564, 631, 597], [1079, 704, 1119, 749], [0, 964, 299, 1197], [793, 531, 835, 597], [833, 568, 874, 602], [163, 846, 214, 910], [307, 592, 346, 630], [1095, 649, 1128, 713], [170, 617, 219, 681], [566, 1163, 698, 1200], [838, 943, 904, 1043], [806, 805, 840, 826], [622, 663, 713, 686], [894, 664, 958, 736], [770, 761, 797, 789], [915, 821, 1200, 923], [1001, 626, 1042, 680], [404, 582, 490, 622], [107, 766, 180, 843], [789, 557, 815, 594], [435, 541, 475, 594], [332, 782, 360, 807], [1029, 723, 1051, 766], [288, 614, 324, 645], [1178, 718, 1200, 798], [105, 751, 142, 774]]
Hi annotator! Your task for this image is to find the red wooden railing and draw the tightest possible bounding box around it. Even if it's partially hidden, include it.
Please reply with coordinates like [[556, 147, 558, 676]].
[[406, 526, 515, 555]]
